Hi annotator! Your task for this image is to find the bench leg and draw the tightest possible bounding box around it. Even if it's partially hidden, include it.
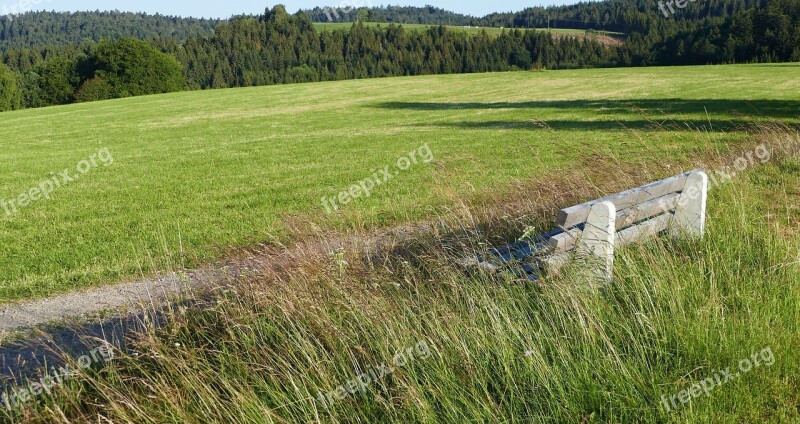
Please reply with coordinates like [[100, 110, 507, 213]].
[[671, 170, 709, 239], [576, 201, 616, 283]]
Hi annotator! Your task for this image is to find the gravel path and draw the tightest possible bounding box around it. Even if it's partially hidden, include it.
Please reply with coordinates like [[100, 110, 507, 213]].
[[0, 269, 225, 340]]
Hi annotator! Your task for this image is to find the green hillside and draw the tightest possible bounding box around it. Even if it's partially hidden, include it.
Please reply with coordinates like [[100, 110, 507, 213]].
[[0, 63, 798, 303]]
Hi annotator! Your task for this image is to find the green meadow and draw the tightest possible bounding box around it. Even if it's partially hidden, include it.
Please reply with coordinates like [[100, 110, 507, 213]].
[[0, 63, 798, 303]]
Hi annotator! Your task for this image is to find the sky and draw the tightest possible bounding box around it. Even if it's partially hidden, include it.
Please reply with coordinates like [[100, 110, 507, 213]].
[[15, 0, 579, 20]]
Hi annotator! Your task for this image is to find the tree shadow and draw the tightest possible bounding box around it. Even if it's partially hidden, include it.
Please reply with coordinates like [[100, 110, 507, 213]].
[[375, 98, 800, 132], [433, 119, 764, 132], [376, 99, 800, 123]]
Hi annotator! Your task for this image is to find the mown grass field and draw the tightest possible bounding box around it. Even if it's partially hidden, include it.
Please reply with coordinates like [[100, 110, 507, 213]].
[[0, 64, 798, 303], [312, 22, 615, 36]]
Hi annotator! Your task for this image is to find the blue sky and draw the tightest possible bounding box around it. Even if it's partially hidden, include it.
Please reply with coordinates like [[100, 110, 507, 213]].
[[24, 1, 579, 19]]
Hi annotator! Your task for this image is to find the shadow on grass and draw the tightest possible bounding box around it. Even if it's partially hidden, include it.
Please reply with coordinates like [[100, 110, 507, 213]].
[[0, 308, 171, 386], [431, 119, 768, 132], [376, 99, 800, 118], [375, 99, 800, 131]]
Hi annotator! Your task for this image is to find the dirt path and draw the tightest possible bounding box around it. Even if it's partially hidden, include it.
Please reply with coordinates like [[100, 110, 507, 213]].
[[0, 219, 436, 343], [0, 269, 224, 340], [0, 221, 443, 381]]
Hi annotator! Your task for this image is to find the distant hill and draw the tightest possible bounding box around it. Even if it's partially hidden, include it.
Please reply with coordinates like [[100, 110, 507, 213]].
[[0, 11, 221, 50], [1, 1, 798, 112], [0, 1, 774, 51], [303, 5, 482, 26], [303, 0, 769, 31]]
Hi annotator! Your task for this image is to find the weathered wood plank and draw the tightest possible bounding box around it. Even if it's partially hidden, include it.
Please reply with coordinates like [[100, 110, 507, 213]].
[[557, 169, 703, 229], [547, 227, 583, 254], [616, 192, 682, 229], [545, 213, 672, 272], [548, 192, 683, 254], [488, 227, 565, 262], [617, 213, 672, 247]]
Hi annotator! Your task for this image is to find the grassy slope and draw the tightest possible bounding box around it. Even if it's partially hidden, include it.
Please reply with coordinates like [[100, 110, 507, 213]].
[[6, 145, 799, 423], [0, 64, 799, 302], [312, 22, 613, 36]]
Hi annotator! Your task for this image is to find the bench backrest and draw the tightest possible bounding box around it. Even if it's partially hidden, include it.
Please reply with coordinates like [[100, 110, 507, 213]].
[[547, 169, 708, 255]]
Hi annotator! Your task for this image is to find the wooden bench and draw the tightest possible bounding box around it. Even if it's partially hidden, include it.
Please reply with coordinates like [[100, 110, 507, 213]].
[[463, 169, 709, 282]]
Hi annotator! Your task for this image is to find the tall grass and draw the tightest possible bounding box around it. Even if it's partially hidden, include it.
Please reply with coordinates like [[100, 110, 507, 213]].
[[3, 138, 799, 423]]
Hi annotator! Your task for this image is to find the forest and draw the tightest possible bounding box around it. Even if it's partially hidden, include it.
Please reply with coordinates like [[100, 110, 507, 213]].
[[302, 0, 769, 30], [1, 0, 799, 111], [0, 11, 220, 50]]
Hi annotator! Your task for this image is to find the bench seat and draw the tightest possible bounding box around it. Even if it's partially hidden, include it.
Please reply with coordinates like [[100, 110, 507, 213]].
[[463, 169, 709, 282]]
